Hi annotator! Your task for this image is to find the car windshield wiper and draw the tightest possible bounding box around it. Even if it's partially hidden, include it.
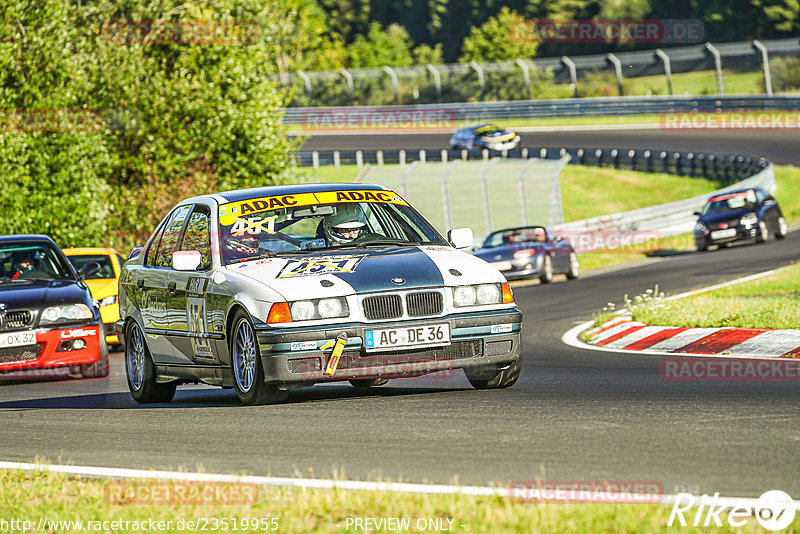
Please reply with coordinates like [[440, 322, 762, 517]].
[[227, 251, 278, 265], [354, 240, 423, 248]]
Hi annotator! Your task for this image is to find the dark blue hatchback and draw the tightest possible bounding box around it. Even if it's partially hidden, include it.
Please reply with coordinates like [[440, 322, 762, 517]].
[[693, 187, 787, 251]]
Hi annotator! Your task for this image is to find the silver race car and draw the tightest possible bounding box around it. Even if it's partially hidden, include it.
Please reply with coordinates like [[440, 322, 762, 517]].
[[116, 184, 522, 405]]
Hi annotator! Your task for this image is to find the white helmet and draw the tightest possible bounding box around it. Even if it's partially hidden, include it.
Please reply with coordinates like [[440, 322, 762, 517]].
[[323, 204, 367, 245]]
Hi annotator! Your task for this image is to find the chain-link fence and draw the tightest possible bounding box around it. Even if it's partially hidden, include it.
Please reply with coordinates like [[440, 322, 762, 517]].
[[348, 157, 569, 237], [277, 38, 800, 107]]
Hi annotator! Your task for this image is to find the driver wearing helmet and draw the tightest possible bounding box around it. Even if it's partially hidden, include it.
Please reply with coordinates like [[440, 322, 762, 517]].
[[323, 204, 368, 246], [10, 251, 39, 280]]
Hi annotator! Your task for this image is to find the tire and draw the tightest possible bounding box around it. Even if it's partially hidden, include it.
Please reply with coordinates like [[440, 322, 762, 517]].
[[565, 252, 580, 280], [125, 321, 176, 403], [81, 332, 110, 378], [539, 255, 553, 284], [349, 378, 389, 388], [696, 241, 707, 252], [464, 356, 521, 390], [230, 309, 288, 406], [756, 220, 768, 243], [776, 216, 787, 239]]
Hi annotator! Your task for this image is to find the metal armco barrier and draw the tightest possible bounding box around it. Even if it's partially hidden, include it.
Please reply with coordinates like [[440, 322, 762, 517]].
[[296, 147, 774, 239], [283, 95, 800, 124]]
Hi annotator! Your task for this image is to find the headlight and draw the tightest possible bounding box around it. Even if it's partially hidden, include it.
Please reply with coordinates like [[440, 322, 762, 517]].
[[453, 286, 477, 307], [288, 298, 349, 322], [739, 213, 758, 226], [97, 295, 118, 307], [453, 284, 503, 307], [40, 303, 93, 325], [694, 222, 706, 233], [476, 284, 501, 305]]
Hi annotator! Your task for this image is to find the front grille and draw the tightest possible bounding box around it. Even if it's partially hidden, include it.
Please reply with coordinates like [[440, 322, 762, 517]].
[[0, 343, 45, 364], [362, 294, 403, 320], [3, 310, 33, 330], [406, 291, 443, 317]]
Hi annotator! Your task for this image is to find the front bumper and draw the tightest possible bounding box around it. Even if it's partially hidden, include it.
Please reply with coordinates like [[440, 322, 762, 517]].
[[0, 324, 102, 374], [99, 304, 120, 344], [254, 308, 522, 383], [490, 256, 542, 280], [695, 225, 756, 247]]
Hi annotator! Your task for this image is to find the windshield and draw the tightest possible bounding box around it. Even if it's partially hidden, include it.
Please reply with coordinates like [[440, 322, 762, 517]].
[[66, 254, 116, 279], [217, 189, 447, 265], [0, 242, 75, 282], [702, 191, 756, 215], [475, 125, 503, 136], [483, 228, 547, 248]]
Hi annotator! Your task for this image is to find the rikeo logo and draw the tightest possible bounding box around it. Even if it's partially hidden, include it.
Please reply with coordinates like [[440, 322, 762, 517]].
[[668, 490, 796, 530]]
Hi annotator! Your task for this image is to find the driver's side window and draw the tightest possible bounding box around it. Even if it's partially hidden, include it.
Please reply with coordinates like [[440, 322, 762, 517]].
[[180, 205, 211, 267]]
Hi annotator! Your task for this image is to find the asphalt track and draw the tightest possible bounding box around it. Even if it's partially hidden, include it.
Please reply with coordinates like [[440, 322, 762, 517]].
[[1, 128, 799, 499]]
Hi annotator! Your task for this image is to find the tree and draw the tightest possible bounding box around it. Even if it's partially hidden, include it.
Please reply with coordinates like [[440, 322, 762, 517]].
[[460, 7, 540, 62], [347, 22, 415, 67]]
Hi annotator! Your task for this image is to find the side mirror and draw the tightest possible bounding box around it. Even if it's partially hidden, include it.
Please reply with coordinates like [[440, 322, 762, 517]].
[[448, 228, 474, 249], [692, 211, 701, 217], [129, 246, 144, 259], [78, 262, 101, 279], [172, 250, 203, 271]]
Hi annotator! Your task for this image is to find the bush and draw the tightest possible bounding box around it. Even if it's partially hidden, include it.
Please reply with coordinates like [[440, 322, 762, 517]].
[[767, 56, 800, 92]]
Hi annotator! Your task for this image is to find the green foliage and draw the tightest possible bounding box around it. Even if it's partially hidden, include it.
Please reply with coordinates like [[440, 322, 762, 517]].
[[766, 56, 800, 92], [347, 22, 415, 68], [0, 0, 297, 251], [460, 7, 539, 63]]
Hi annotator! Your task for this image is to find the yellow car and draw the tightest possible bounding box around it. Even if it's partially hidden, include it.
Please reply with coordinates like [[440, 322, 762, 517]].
[[64, 247, 126, 349]]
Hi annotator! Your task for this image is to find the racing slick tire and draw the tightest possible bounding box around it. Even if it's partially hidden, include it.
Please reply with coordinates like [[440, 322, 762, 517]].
[[349, 379, 390, 388], [565, 252, 580, 280], [776, 216, 788, 239], [464, 355, 521, 390], [539, 255, 553, 284], [81, 333, 110, 378], [756, 221, 769, 243], [125, 322, 176, 403], [230, 309, 288, 406]]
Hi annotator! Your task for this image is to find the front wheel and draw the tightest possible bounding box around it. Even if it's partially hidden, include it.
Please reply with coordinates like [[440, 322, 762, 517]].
[[776, 216, 788, 239], [230, 309, 288, 406], [539, 255, 553, 284], [125, 322, 176, 403], [565, 252, 580, 280], [756, 220, 768, 243], [464, 356, 521, 389]]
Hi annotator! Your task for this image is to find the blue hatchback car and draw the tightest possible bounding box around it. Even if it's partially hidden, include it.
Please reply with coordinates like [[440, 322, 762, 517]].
[[449, 124, 521, 151], [693, 187, 787, 251]]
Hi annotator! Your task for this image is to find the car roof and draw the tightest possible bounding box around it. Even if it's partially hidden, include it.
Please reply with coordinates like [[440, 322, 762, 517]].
[[0, 234, 59, 246], [63, 247, 122, 256], [181, 183, 395, 205], [487, 226, 547, 235]]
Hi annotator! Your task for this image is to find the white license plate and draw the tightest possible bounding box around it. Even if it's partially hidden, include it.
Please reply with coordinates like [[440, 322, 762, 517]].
[[711, 228, 737, 239], [364, 324, 450, 352], [0, 331, 36, 349], [493, 261, 512, 271]]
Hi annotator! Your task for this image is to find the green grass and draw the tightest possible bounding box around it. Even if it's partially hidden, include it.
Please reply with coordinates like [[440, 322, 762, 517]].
[[1, 469, 791, 533], [631, 263, 800, 330]]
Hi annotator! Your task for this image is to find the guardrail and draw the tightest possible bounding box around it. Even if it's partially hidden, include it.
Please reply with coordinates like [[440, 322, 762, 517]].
[[283, 95, 800, 123], [278, 38, 800, 106], [296, 147, 774, 238]]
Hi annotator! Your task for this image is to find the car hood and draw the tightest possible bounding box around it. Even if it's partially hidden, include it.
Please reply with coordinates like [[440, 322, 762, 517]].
[[0, 279, 89, 310], [698, 207, 754, 225], [227, 246, 504, 300], [83, 278, 118, 300], [479, 132, 516, 143]]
